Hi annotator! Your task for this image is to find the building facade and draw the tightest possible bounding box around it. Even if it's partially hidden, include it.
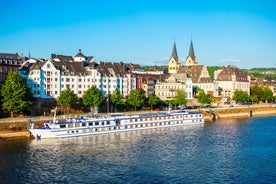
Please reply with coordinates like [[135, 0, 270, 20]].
[[20, 50, 139, 99], [215, 65, 250, 103], [155, 74, 193, 101], [0, 53, 26, 83]]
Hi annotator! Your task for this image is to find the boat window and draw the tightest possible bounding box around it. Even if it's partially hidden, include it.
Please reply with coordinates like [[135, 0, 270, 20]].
[[82, 123, 86, 127], [76, 130, 79, 133], [95, 122, 99, 126], [106, 121, 110, 125], [88, 122, 93, 126], [60, 124, 66, 128]]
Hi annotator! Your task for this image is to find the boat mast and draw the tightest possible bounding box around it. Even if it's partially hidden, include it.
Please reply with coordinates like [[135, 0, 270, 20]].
[[53, 106, 57, 123]]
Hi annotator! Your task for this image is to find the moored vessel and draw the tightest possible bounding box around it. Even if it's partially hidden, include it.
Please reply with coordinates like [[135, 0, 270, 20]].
[[30, 110, 204, 139]]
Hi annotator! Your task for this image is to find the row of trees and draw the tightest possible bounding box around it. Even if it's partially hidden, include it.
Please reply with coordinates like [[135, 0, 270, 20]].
[[58, 87, 188, 114], [0, 72, 189, 117], [1, 71, 275, 117], [233, 85, 276, 104]]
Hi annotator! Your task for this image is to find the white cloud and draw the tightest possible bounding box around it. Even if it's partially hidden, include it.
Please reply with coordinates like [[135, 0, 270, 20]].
[[220, 58, 239, 63], [139, 57, 169, 66]]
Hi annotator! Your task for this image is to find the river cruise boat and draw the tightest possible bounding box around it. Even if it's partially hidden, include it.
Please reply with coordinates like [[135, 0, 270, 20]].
[[30, 110, 204, 139]]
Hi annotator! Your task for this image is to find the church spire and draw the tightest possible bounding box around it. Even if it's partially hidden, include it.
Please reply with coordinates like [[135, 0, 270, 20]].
[[185, 40, 198, 66], [188, 40, 195, 58], [171, 42, 178, 58], [168, 41, 180, 74]]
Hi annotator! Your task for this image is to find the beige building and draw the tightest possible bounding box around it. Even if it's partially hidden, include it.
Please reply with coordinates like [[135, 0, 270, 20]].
[[155, 73, 193, 101], [215, 65, 250, 102]]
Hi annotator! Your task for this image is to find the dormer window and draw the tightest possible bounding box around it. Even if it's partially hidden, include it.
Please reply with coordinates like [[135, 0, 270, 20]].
[[47, 64, 51, 68]]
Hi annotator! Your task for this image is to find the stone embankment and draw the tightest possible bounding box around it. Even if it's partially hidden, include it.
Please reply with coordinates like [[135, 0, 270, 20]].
[[1, 105, 276, 138], [202, 105, 276, 121]]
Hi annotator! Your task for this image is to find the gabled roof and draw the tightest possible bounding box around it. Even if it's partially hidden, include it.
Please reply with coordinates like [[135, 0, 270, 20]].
[[198, 77, 213, 83], [75, 49, 85, 58], [171, 73, 188, 82], [52, 59, 87, 75], [0, 53, 23, 59], [178, 65, 204, 83], [55, 55, 74, 62], [20, 58, 45, 72], [87, 61, 141, 77], [217, 65, 249, 82]]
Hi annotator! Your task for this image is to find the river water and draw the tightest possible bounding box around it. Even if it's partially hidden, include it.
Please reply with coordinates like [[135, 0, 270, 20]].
[[1, 116, 276, 183]]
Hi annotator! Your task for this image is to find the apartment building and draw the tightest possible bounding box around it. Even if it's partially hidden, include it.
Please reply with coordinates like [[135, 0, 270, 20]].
[[0, 53, 26, 83], [19, 50, 139, 99], [214, 65, 250, 102]]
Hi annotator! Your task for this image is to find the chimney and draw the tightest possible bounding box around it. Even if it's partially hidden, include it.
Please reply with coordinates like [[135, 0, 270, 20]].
[[51, 54, 56, 59]]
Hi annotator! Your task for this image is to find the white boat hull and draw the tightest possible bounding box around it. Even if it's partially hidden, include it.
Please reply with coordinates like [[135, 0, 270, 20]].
[[30, 111, 204, 139]]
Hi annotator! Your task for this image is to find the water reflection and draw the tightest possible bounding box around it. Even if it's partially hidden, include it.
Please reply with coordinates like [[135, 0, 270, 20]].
[[1, 117, 276, 183]]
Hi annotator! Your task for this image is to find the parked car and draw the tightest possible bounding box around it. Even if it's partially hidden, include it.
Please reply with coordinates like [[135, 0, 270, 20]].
[[27, 115, 37, 120]]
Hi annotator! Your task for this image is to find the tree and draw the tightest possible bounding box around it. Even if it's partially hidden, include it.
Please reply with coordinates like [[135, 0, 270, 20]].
[[82, 86, 104, 113], [250, 95, 258, 104], [207, 66, 221, 79], [251, 85, 273, 103], [57, 87, 78, 114], [1, 72, 33, 117], [251, 85, 263, 103], [173, 89, 187, 108], [196, 89, 213, 106], [147, 95, 160, 110], [261, 85, 273, 102], [110, 88, 124, 112], [127, 89, 145, 111], [232, 90, 250, 103]]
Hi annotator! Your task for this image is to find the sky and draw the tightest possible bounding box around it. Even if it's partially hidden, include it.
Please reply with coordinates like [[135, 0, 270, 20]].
[[1, 0, 276, 69]]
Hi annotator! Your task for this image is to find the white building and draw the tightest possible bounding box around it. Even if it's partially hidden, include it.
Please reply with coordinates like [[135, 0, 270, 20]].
[[19, 50, 139, 99]]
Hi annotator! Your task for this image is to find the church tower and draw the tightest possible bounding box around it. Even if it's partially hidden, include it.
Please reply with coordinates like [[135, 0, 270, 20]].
[[168, 42, 180, 74], [185, 40, 198, 66]]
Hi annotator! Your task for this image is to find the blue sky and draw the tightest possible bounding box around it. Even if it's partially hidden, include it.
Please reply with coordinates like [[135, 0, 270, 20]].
[[1, 0, 276, 69]]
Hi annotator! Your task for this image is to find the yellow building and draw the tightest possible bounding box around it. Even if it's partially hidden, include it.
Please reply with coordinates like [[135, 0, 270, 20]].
[[168, 42, 180, 74]]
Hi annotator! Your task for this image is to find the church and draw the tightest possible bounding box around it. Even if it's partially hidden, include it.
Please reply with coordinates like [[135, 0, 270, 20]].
[[167, 40, 219, 97]]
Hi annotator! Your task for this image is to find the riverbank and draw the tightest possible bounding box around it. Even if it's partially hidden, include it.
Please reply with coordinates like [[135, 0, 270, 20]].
[[0, 131, 31, 138], [203, 105, 276, 121], [1, 105, 276, 138]]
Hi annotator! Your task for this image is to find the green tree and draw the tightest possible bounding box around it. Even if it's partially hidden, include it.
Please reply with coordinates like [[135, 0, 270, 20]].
[[82, 86, 104, 113], [173, 89, 187, 108], [147, 95, 161, 110], [232, 90, 250, 103], [261, 85, 273, 102], [196, 89, 212, 106], [251, 85, 263, 103], [57, 87, 78, 114], [250, 95, 258, 104], [110, 88, 124, 112], [207, 66, 221, 79], [1, 72, 33, 117], [127, 89, 145, 111]]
